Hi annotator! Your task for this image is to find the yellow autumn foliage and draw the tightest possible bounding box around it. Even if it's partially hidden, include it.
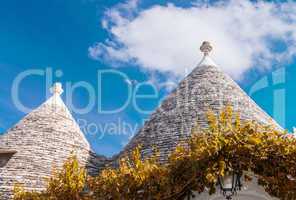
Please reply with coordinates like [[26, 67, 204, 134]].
[[14, 106, 296, 200], [14, 155, 87, 200]]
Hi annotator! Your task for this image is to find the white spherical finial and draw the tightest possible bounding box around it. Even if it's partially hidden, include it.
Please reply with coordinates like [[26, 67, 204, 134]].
[[200, 41, 213, 56], [50, 82, 63, 95]]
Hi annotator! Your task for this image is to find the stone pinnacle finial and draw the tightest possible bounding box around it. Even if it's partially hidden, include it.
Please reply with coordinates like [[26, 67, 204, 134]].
[[50, 82, 63, 95], [200, 41, 212, 56]]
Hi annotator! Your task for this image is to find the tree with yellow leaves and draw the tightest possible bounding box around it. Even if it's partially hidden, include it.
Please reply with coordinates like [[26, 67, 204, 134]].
[[90, 106, 296, 200], [14, 106, 296, 200], [14, 155, 87, 200]]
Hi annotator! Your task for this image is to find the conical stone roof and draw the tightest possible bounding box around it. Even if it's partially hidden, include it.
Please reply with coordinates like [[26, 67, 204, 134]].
[[118, 41, 282, 163], [0, 83, 106, 199]]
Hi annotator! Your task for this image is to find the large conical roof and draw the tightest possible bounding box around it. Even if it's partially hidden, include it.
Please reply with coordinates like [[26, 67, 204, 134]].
[[0, 83, 103, 199], [118, 41, 282, 162]]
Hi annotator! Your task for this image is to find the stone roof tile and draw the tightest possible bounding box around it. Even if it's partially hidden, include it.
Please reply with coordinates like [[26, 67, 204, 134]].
[[116, 42, 282, 163]]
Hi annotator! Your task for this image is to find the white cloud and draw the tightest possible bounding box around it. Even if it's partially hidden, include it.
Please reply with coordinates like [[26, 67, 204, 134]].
[[89, 0, 296, 79]]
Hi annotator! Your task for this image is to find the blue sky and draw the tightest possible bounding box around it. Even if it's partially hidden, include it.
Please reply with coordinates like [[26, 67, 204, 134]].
[[0, 0, 296, 157]]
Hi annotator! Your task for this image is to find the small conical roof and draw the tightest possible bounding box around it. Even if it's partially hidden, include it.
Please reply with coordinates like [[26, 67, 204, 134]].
[[0, 83, 96, 197], [118, 41, 282, 162], [1, 82, 90, 151]]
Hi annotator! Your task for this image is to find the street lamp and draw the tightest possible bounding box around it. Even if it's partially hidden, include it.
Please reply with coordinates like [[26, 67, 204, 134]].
[[218, 170, 242, 200]]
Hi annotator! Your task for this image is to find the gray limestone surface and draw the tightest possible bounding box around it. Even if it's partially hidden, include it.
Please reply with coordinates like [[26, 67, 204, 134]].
[[0, 95, 107, 199], [117, 63, 282, 163], [0, 53, 283, 199]]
